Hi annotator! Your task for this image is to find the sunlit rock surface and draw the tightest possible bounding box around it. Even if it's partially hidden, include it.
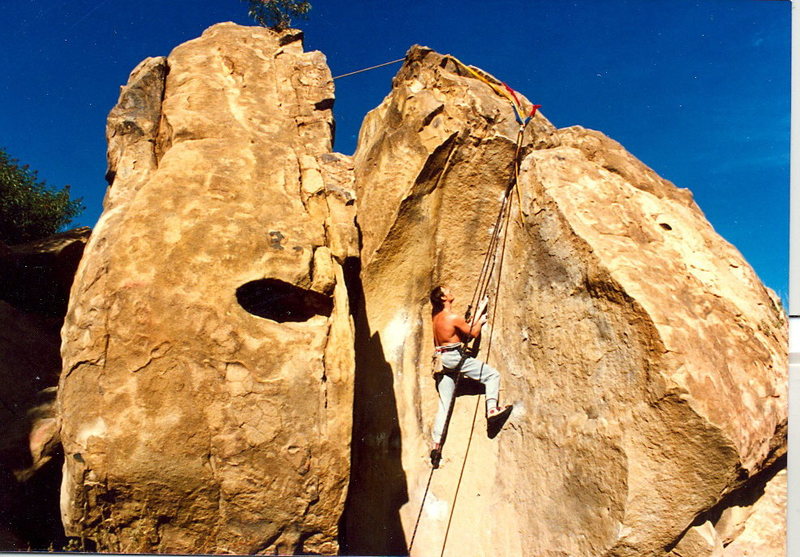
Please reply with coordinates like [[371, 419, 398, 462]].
[[720, 468, 786, 556], [58, 23, 355, 554], [347, 46, 787, 556], [56, 30, 786, 556]]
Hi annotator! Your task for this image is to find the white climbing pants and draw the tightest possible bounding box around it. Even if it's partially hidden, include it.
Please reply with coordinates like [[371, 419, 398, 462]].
[[432, 349, 501, 444]]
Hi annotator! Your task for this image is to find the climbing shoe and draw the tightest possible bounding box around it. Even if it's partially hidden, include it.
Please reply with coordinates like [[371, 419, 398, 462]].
[[487, 404, 513, 424]]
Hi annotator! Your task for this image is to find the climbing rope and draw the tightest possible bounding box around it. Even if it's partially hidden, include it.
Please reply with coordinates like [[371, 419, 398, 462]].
[[408, 460, 436, 550], [446, 54, 541, 128], [467, 126, 524, 322], [407, 192, 512, 553], [399, 53, 540, 557], [408, 119, 533, 556], [331, 57, 405, 80], [440, 155, 516, 557]]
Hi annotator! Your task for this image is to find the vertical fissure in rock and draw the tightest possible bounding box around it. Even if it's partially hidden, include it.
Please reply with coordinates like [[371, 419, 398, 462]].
[[338, 253, 409, 555], [153, 60, 171, 167]]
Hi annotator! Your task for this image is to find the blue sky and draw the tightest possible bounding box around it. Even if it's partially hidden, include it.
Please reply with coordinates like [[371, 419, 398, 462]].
[[1, 0, 790, 304]]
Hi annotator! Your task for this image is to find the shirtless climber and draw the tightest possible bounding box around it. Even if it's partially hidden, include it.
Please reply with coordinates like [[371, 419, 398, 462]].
[[429, 285, 513, 461]]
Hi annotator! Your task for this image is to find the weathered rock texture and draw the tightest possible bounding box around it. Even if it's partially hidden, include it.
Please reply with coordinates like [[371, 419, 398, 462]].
[[720, 467, 786, 556], [58, 23, 356, 554], [348, 46, 787, 556], [56, 28, 785, 555]]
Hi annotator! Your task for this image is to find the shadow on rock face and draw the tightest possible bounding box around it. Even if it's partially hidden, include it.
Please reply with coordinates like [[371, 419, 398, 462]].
[[338, 257, 409, 555], [0, 300, 66, 551], [0, 228, 90, 320], [0, 452, 66, 551]]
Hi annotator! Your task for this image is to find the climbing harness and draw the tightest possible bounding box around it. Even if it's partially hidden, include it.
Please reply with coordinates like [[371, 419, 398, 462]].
[[407, 56, 541, 556]]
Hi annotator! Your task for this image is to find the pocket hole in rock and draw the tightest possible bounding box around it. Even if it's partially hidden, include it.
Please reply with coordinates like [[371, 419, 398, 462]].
[[236, 279, 333, 322]]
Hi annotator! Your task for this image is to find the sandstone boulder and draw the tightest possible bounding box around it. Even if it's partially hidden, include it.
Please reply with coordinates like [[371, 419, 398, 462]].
[[59, 23, 355, 554], [348, 46, 787, 556], [720, 467, 786, 556], [666, 462, 786, 557], [56, 31, 785, 555]]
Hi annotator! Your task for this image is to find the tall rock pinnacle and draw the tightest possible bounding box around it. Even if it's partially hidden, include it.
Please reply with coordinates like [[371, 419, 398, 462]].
[[59, 23, 356, 554]]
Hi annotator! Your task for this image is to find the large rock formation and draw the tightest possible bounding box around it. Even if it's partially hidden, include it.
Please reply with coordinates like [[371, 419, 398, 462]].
[[347, 46, 787, 556], [668, 460, 786, 556], [56, 26, 786, 556], [58, 23, 356, 554], [720, 467, 786, 556]]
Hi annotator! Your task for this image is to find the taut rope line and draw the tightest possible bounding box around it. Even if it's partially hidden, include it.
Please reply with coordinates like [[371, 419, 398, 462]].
[[332, 57, 405, 80], [408, 123, 528, 555], [439, 138, 517, 557], [407, 172, 513, 554]]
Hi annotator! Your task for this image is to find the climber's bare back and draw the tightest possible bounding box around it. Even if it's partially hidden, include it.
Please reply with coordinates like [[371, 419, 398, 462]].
[[432, 310, 468, 346], [431, 287, 487, 346]]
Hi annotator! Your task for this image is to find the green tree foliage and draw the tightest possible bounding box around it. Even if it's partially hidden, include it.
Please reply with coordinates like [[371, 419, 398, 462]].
[[243, 0, 311, 30], [0, 147, 84, 245]]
